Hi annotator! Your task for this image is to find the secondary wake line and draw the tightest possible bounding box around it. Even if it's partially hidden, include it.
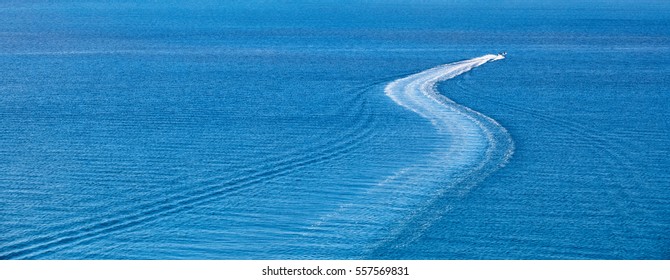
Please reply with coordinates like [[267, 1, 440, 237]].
[[0, 79, 389, 259]]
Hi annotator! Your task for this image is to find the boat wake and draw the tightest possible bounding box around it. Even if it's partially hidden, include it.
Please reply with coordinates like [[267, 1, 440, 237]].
[[306, 54, 514, 257], [375, 54, 515, 253]]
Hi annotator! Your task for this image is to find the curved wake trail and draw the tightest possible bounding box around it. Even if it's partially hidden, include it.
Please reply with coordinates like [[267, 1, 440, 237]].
[[305, 55, 513, 258], [384, 54, 511, 181], [375, 54, 514, 252]]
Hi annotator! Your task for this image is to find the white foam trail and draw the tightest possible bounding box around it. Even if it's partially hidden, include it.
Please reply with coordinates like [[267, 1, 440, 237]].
[[303, 55, 514, 258], [374, 54, 514, 250], [386, 54, 500, 126], [385, 54, 511, 179]]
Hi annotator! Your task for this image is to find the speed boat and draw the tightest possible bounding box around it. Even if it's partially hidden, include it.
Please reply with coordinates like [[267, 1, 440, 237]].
[[492, 52, 506, 61]]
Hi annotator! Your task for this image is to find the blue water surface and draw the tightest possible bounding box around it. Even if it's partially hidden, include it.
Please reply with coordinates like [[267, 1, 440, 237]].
[[0, 0, 669, 259]]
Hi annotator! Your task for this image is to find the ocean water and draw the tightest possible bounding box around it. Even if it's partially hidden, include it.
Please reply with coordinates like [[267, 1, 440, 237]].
[[1, 1, 669, 259]]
